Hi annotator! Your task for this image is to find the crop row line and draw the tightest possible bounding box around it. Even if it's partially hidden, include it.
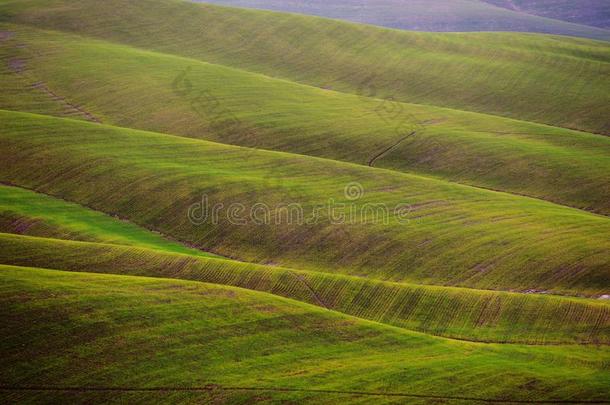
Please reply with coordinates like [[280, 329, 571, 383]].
[[1, 385, 608, 403]]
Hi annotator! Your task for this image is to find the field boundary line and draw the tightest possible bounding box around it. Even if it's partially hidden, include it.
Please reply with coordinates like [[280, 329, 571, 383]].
[[10, 20, 610, 138], [0, 385, 608, 403], [368, 131, 416, 167], [3, 258, 609, 347], [1, 109, 604, 217]]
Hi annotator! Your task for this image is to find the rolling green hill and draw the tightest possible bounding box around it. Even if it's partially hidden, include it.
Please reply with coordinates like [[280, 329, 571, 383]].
[[0, 0, 608, 401], [1, 265, 608, 404], [1, 0, 609, 134], [0, 172, 606, 346], [0, 184, 218, 257], [2, 232, 608, 345], [1, 110, 608, 296], [1, 24, 609, 214]]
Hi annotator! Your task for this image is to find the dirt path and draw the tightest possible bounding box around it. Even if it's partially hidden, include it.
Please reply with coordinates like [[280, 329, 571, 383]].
[[29, 81, 101, 123], [2, 183, 606, 346], [364, 126, 607, 217], [289, 271, 330, 309], [4, 35, 101, 124], [368, 131, 416, 167], [0, 385, 607, 403]]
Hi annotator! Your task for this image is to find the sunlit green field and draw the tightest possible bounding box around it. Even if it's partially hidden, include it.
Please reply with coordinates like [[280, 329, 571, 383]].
[[0, 184, 219, 257], [2, 0, 609, 134], [2, 232, 608, 345], [0, 0, 608, 402], [1, 265, 609, 404], [1, 111, 608, 295], [0, 22, 608, 214]]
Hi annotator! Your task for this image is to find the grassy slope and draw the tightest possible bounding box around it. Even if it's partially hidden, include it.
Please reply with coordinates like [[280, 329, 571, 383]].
[[1, 232, 608, 345], [1, 0, 609, 135], [1, 265, 608, 404], [0, 0, 607, 399], [0, 184, 218, 258], [1, 110, 608, 296], [0, 174, 605, 345], [195, 0, 610, 41], [1, 24, 609, 214]]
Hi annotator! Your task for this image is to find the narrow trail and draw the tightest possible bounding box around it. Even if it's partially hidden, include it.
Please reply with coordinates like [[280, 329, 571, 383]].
[[364, 129, 608, 217], [11, 63, 101, 123], [0, 385, 607, 403], [4, 32, 101, 124], [367, 131, 416, 167], [3, 41, 605, 218], [29, 81, 101, 124], [1, 186, 607, 347], [289, 270, 331, 309]]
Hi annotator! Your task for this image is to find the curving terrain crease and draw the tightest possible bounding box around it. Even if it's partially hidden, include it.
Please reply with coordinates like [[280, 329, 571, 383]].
[[0, 0, 609, 403]]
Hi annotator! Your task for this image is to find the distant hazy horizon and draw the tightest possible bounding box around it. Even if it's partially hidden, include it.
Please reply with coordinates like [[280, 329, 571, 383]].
[[193, 0, 610, 41]]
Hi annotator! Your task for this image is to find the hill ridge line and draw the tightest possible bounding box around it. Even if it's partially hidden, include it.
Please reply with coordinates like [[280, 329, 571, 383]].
[[3, 234, 609, 347], [1, 261, 609, 347], [5, 21, 609, 139], [0, 384, 608, 403], [190, 0, 610, 42], [364, 128, 608, 217], [4, 229, 606, 303], [2, 109, 607, 219], [0, 179, 226, 259]]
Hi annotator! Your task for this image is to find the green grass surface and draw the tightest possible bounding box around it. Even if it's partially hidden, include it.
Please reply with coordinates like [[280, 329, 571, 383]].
[[1, 265, 608, 404], [1, 110, 608, 296], [0, 184, 218, 258], [0, 1, 608, 399], [1, 24, 609, 213], [1, 232, 608, 345], [1, 0, 609, 135]]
